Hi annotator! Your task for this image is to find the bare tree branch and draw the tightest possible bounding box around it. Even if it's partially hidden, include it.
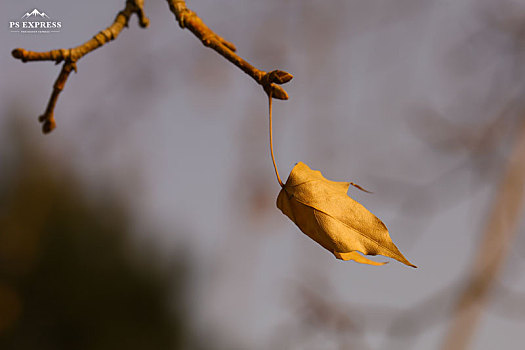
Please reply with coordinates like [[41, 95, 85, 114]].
[[11, 0, 292, 134], [11, 0, 149, 133], [165, 0, 292, 100]]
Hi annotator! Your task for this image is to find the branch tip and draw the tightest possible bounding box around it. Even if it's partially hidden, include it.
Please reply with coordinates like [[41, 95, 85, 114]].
[[270, 85, 289, 100], [41, 118, 56, 134], [39, 111, 56, 134], [130, 0, 149, 28], [12, 48, 26, 61], [138, 16, 150, 28], [262, 70, 293, 100], [269, 70, 294, 85]]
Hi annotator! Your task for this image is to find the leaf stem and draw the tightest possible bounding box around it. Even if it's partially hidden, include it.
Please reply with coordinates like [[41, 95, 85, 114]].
[[269, 94, 284, 187]]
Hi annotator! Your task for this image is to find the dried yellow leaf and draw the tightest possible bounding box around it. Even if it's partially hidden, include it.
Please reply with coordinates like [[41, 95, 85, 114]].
[[277, 162, 416, 267]]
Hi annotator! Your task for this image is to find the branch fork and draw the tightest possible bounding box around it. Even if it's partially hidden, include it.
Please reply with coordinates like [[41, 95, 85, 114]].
[[11, 0, 149, 133]]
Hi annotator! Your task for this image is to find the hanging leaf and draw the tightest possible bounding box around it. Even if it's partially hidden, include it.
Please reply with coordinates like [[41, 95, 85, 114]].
[[276, 162, 416, 267]]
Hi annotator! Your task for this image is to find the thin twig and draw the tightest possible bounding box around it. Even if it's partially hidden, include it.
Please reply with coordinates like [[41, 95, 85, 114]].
[[165, 0, 292, 100], [11, 0, 149, 133]]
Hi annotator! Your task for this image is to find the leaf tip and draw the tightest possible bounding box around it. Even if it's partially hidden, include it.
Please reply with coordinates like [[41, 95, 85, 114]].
[[399, 257, 417, 268], [349, 182, 373, 194]]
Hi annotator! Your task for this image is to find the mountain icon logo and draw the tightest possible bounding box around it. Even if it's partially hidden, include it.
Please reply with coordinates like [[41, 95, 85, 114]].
[[21, 9, 50, 19], [9, 8, 61, 34]]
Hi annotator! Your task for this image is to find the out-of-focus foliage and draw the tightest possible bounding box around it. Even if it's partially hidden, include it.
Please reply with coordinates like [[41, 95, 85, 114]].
[[0, 114, 193, 350]]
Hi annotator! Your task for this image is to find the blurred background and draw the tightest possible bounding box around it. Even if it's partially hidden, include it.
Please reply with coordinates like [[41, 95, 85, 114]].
[[1, 0, 525, 349]]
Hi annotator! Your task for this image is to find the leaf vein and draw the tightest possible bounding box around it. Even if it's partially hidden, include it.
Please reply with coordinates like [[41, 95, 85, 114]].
[[292, 197, 399, 257]]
